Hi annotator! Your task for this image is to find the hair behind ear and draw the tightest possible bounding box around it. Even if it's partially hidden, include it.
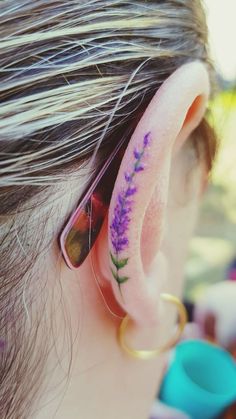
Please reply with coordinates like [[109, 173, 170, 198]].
[[194, 117, 218, 173]]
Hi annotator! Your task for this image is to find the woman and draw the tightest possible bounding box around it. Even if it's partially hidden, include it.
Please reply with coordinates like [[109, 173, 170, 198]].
[[0, 1, 217, 418]]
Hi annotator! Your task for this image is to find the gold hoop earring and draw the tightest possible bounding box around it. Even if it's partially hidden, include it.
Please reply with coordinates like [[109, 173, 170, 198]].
[[118, 293, 188, 360]]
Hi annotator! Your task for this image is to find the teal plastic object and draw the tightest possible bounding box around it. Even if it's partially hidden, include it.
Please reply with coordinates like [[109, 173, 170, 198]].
[[159, 339, 236, 419]]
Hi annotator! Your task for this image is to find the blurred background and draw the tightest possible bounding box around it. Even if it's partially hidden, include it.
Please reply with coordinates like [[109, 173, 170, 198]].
[[185, 0, 236, 301]]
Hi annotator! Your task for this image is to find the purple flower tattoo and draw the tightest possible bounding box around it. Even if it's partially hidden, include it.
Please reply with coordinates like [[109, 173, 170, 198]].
[[109, 131, 151, 294]]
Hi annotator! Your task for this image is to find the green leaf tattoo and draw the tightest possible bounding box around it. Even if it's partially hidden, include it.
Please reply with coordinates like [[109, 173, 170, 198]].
[[110, 251, 129, 269], [110, 267, 129, 284], [110, 251, 129, 288]]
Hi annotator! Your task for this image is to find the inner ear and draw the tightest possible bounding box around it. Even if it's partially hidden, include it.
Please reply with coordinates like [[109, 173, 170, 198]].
[[174, 93, 207, 154], [140, 185, 163, 276], [183, 95, 204, 126]]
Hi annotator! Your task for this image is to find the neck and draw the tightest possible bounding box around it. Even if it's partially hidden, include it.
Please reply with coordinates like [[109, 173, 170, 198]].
[[32, 262, 166, 419]]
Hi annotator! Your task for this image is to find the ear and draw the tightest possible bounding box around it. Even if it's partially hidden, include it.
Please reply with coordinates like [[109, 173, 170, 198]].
[[94, 61, 210, 327]]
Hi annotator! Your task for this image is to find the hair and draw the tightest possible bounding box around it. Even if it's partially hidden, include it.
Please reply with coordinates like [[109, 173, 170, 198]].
[[0, 1, 217, 417]]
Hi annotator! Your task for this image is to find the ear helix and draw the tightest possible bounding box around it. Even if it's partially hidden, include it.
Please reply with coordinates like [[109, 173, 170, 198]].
[[109, 131, 152, 300]]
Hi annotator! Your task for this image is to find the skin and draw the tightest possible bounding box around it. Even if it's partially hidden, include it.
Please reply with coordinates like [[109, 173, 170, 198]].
[[33, 61, 210, 419]]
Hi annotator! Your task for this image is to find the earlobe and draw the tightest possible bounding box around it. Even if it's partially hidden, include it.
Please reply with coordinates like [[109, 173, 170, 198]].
[[98, 61, 210, 327]]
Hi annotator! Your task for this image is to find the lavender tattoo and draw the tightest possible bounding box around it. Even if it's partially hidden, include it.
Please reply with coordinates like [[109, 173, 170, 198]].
[[109, 131, 151, 295]]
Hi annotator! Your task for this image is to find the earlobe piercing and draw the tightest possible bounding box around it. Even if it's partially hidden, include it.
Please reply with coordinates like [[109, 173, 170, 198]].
[[118, 292, 188, 360]]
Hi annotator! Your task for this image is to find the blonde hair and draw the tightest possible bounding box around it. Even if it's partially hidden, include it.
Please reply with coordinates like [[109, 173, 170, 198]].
[[0, 1, 217, 417]]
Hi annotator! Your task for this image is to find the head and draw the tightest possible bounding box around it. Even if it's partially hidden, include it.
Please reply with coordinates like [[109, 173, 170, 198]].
[[0, 1, 217, 418]]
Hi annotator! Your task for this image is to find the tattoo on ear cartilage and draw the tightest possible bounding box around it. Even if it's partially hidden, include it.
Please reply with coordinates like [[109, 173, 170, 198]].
[[109, 132, 151, 296]]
